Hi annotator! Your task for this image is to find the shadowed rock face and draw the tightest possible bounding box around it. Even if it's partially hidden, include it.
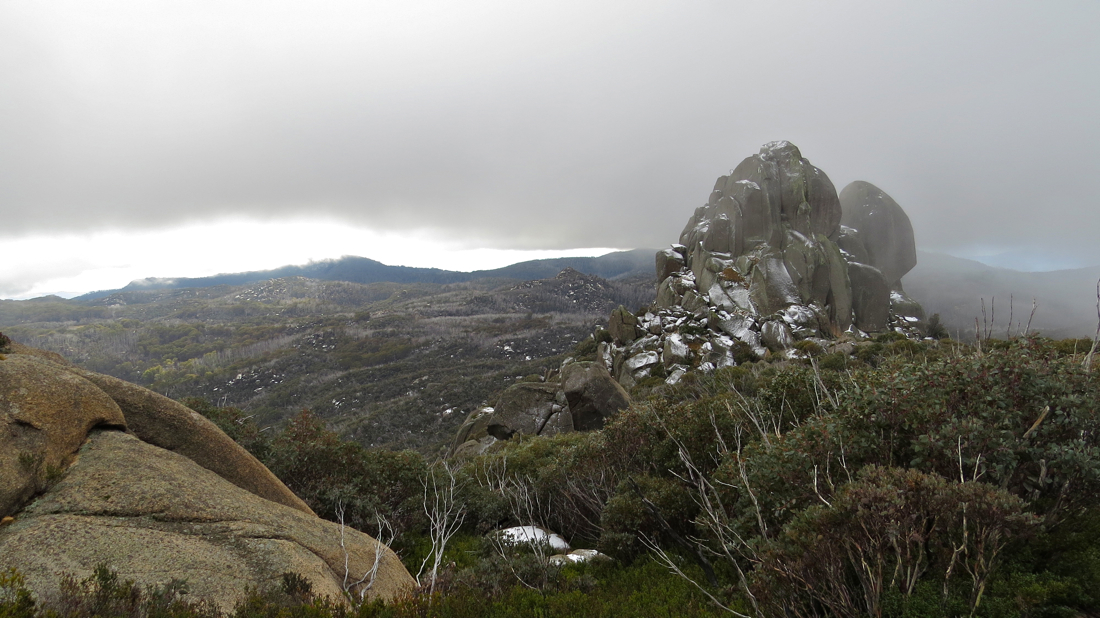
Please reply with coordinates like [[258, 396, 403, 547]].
[[0, 346, 414, 608], [848, 262, 892, 332], [560, 362, 631, 431], [839, 180, 918, 286]]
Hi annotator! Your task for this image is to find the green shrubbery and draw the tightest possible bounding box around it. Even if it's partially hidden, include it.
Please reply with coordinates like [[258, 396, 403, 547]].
[[442, 337, 1100, 616], [10, 336, 1100, 616]]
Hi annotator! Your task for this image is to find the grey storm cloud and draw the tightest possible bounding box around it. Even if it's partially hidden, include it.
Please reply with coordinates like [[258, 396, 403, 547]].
[[1, 0, 1099, 266]]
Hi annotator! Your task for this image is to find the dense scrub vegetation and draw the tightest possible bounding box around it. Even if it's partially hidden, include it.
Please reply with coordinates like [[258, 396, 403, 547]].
[[4, 335, 1100, 616]]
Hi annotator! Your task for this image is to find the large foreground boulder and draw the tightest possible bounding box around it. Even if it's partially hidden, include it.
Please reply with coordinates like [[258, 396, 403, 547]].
[[72, 369, 313, 514], [0, 345, 414, 608], [0, 355, 126, 519], [0, 430, 411, 611]]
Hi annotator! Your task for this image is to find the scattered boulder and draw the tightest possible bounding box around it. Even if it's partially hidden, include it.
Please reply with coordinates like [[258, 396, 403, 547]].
[[761, 321, 794, 352], [494, 526, 570, 551], [655, 247, 686, 282], [608, 306, 640, 345], [492, 383, 571, 438], [451, 383, 572, 456], [560, 362, 631, 431], [548, 549, 612, 566], [451, 407, 498, 458], [450, 361, 632, 453]]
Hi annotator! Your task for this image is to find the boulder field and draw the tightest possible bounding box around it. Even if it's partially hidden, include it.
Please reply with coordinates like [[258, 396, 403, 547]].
[[0, 342, 414, 610]]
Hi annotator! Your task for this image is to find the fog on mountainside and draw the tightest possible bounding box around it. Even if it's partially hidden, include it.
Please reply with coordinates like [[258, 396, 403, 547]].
[[905, 251, 1100, 340]]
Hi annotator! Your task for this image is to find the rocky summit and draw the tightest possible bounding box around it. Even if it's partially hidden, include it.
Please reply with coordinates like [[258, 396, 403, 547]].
[[603, 141, 926, 388], [0, 343, 414, 610], [449, 142, 928, 450]]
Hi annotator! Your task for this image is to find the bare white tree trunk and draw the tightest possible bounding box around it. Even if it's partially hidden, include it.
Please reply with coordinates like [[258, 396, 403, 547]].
[[335, 502, 396, 602], [416, 462, 466, 595]]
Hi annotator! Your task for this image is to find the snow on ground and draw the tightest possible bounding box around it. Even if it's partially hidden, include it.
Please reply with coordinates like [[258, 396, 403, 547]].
[[497, 526, 570, 551]]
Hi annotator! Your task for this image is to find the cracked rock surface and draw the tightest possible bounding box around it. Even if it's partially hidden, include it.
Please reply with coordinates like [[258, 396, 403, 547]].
[[0, 345, 414, 609]]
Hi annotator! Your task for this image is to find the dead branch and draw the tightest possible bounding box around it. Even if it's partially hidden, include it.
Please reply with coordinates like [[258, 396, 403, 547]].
[[629, 477, 719, 588], [416, 462, 466, 594]]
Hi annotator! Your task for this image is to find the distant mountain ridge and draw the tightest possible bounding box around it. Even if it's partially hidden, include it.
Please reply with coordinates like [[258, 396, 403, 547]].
[[74, 249, 657, 300], [65, 247, 1100, 340]]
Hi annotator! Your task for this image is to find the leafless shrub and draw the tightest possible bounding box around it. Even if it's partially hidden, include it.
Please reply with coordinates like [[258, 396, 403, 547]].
[[416, 462, 466, 595], [335, 502, 396, 602]]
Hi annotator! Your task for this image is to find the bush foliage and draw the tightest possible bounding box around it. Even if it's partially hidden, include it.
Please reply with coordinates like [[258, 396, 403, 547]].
[[6, 336, 1100, 616]]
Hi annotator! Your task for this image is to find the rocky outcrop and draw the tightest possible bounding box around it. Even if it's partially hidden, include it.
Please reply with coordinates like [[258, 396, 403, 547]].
[[560, 361, 631, 431], [839, 181, 917, 287], [451, 361, 633, 456], [603, 142, 925, 387], [669, 142, 853, 333], [450, 143, 926, 447], [0, 345, 414, 608], [72, 369, 313, 514]]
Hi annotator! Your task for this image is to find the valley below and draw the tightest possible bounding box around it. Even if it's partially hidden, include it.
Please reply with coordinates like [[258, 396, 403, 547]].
[[0, 268, 653, 453]]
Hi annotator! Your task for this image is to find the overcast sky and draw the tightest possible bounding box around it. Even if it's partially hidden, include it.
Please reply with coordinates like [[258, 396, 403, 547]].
[[2, 1, 1098, 299]]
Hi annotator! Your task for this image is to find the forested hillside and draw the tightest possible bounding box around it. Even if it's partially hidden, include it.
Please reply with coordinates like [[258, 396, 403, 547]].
[[0, 271, 652, 452]]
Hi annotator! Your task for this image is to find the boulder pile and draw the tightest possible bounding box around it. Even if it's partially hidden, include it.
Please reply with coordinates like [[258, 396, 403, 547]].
[[0, 343, 414, 610], [602, 141, 926, 388]]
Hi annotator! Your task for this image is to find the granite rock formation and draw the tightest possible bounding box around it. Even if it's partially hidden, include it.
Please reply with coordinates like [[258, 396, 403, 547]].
[[0, 344, 414, 609], [603, 142, 926, 388], [451, 359, 630, 457], [450, 142, 925, 448]]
